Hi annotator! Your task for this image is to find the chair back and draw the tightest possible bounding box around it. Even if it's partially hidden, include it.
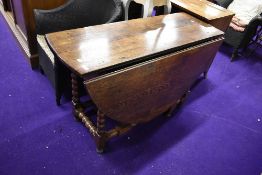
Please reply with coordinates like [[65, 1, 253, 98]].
[[34, 0, 123, 34], [215, 0, 233, 8]]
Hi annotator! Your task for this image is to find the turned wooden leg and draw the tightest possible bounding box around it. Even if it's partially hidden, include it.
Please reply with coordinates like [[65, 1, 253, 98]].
[[71, 73, 80, 104], [96, 110, 106, 153], [71, 73, 81, 120]]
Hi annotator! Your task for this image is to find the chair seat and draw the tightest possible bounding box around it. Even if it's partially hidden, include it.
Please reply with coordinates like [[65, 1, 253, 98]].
[[37, 35, 55, 65]]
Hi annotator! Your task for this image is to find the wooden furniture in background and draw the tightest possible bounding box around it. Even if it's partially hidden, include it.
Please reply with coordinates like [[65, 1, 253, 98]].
[[47, 13, 224, 152], [0, 0, 67, 68], [123, 0, 172, 20], [170, 0, 234, 32]]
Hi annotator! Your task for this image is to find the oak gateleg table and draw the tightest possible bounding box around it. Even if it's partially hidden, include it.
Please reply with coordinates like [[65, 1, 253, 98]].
[[46, 13, 224, 153]]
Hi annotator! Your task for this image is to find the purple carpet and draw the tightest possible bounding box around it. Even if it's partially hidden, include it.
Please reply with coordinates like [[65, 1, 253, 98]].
[[0, 13, 262, 175]]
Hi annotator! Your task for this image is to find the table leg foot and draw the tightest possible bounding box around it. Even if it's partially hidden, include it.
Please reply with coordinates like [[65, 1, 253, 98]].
[[96, 138, 106, 153], [96, 147, 104, 154]]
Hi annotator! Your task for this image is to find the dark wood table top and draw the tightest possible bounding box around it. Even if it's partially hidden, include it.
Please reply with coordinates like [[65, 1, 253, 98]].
[[171, 0, 234, 20], [46, 13, 223, 77]]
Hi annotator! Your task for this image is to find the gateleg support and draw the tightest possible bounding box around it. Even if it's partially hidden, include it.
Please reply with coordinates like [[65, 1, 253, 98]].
[[71, 73, 82, 121], [96, 110, 106, 153]]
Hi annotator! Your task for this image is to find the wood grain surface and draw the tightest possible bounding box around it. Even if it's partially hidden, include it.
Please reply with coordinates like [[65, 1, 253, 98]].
[[170, 0, 234, 20], [46, 13, 223, 77], [85, 38, 223, 124]]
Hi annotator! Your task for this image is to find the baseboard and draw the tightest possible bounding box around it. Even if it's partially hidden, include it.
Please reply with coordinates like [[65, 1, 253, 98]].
[[0, 4, 38, 69]]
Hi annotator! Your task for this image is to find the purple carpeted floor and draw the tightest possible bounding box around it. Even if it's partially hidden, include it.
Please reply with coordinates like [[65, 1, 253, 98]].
[[0, 13, 262, 175]]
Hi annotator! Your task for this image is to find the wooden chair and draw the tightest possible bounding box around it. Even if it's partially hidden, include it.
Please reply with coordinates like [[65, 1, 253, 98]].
[[123, 0, 172, 20]]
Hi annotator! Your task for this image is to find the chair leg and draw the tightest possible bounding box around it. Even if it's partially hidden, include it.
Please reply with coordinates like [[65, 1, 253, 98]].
[[55, 81, 62, 106], [143, 0, 154, 18], [163, 0, 172, 14], [231, 48, 238, 62], [124, 0, 132, 20], [39, 65, 45, 75], [54, 63, 62, 106], [56, 93, 62, 106]]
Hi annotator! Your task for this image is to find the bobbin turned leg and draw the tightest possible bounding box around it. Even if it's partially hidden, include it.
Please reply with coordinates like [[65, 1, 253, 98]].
[[71, 73, 82, 120], [96, 111, 106, 153]]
